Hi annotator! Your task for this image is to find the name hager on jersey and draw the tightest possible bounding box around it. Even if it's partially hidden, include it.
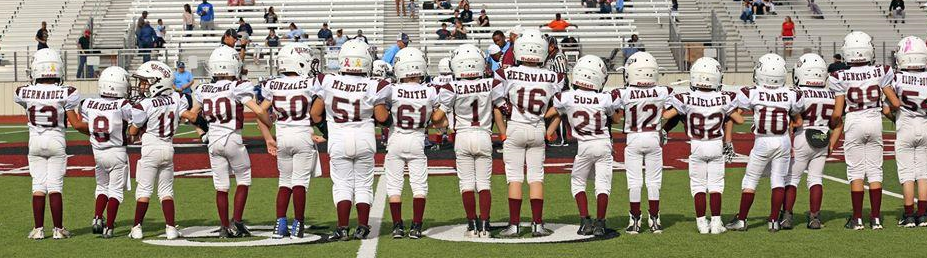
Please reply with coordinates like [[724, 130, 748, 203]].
[[80, 98, 133, 149]]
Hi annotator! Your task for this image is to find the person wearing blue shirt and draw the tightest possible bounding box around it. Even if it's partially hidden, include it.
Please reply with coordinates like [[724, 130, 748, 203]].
[[173, 62, 194, 95], [317, 23, 332, 41], [486, 44, 502, 72], [382, 33, 409, 65], [197, 0, 216, 31], [137, 22, 156, 62]]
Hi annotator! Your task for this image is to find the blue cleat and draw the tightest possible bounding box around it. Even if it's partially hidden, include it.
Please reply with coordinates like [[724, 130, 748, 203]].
[[273, 218, 290, 239], [291, 220, 305, 239]]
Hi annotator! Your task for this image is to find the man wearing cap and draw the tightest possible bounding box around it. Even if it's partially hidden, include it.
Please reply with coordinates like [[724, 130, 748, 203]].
[[318, 23, 333, 41], [173, 62, 195, 95], [501, 26, 520, 68], [486, 44, 502, 73], [77, 30, 94, 78], [382, 33, 409, 65]]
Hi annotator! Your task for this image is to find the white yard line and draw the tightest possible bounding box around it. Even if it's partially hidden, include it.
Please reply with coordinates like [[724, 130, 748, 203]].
[[821, 174, 904, 199], [0, 129, 28, 135], [356, 177, 387, 258]]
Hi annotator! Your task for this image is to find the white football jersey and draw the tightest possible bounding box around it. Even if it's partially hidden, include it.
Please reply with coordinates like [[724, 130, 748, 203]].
[[131, 92, 190, 145], [552, 89, 618, 141], [436, 78, 507, 133], [795, 86, 836, 129], [828, 65, 894, 115], [616, 86, 674, 133], [735, 86, 804, 136], [261, 75, 317, 128], [80, 97, 133, 149], [13, 84, 81, 137], [194, 80, 256, 141], [385, 83, 440, 134], [312, 74, 391, 130], [432, 75, 454, 85], [669, 90, 738, 141], [892, 71, 927, 118], [494, 65, 564, 125]]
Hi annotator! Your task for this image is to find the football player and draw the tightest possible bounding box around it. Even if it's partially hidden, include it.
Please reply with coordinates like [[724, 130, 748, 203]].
[[890, 36, 927, 227], [436, 44, 507, 238], [614, 51, 673, 234], [829, 31, 900, 230], [549, 55, 615, 236], [182, 46, 273, 238], [14, 48, 86, 239], [433, 57, 454, 85], [382, 47, 447, 239], [726, 53, 804, 232], [79, 67, 134, 238], [310, 40, 391, 241], [664, 57, 744, 234], [372, 60, 393, 144], [128, 61, 187, 240], [787, 53, 840, 230], [495, 28, 564, 237]]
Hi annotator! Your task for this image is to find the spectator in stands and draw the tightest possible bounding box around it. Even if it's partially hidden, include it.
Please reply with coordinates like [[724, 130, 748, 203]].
[[478, 9, 490, 27], [763, 0, 777, 15], [318, 23, 332, 41], [890, 0, 906, 24], [383, 33, 410, 65], [197, 0, 216, 32], [35, 21, 49, 50], [283, 23, 304, 42], [540, 13, 578, 32], [672, 0, 678, 11], [395, 0, 407, 16], [325, 36, 336, 48], [441, 9, 462, 24], [460, 5, 474, 23], [155, 19, 166, 48], [173, 62, 194, 95], [451, 20, 468, 39], [77, 30, 93, 78], [740, 0, 755, 24], [228, 0, 240, 7], [408, 0, 420, 18], [264, 7, 279, 29], [238, 18, 253, 37], [561, 36, 579, 52], [615, 0, 624, 13], [334, 29, 349, 47], [436, 23, 451, 40], [622, 34, 643, 64], [752, 0, 765, 16], [486, 44, 502, 72], [501, 26, 521, 68], [354, 29, 369, 43], [437, 0, 452, 9], [781, 16, 794, 57], [584, 0, 596, 8], [808, 0, 824, 19], [828, 54, 849, 73], [137, 21, 156, 62], [599, 0, 613, 14], [137, 11, 149, 29], [183, 4, 196, 35], [266, 28, 280, 47]]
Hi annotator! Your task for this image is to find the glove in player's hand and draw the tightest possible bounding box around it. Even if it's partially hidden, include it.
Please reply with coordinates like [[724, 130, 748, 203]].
[[723, 142, 735, 163]]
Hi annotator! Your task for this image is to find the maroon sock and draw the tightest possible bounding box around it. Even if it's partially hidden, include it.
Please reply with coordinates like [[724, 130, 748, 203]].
[[216, 191, 230, 227], [648, 200, 660, 217], [32, 195, 45, 228], [233, 185, 249, 222], [275, 187, 292, 218], [49, 193, 63, 229], [105, 198, 119, 229], [769, 187, 785, 221], [389, 202, 402, 224], [596, 194, 609, 220], [412, 198, 426, 224], [629, 202, 641, 217], [356, 203, 371, 227], [508, 198, 522, 225], [710, 193, 722, 217], [918, 201, 927, 216], [737, 192, 755, 220], [292, 186, 305, 222], [478, 190, 491, 220], [694, 193, 707, 217], [94, 194, 108, 218], [134, 201, 149, 226], [851, 191, 864, 219], [905, 205, 915, 215], [809, 185, 823, 214], [530, 199, 544, 224], [462, 191, 477, 220], [336, 201, 352, 227], [869, 188, 882, 219], [162, 199, 176, 227], [574, 192, 589, 217], [783, 186, 797, 212]]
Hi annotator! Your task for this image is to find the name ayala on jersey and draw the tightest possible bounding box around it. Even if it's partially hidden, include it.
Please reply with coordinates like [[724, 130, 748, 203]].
[[627, 88, 659, 99]]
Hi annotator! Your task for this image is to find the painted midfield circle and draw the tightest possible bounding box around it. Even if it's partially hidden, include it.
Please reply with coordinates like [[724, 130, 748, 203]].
[[144, 225, 322, 247], [423, 223, 598, 243]]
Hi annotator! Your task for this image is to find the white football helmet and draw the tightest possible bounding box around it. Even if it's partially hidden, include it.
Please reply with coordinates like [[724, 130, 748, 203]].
[[451, 44, 485, 79], [793, 53, 828, 87], [842, 31, 874, 64], [277, 43, 315, 76], [895, 36, 927, 70], [753, 53, 788, 88], [571, 55, 608, 91], [514, 28, 548, 64], [372, 60, 392, 78], [690, 57, 723, 90], [208, 46, 242, 78], [31, 48, 63, 83], [623, 51, 660, 87], [393, 47, 427, 79], [338, 40, 373, 74], [438, 58, 452, 75], [133, 61, 175, 97], [98, 66, 130, 98]]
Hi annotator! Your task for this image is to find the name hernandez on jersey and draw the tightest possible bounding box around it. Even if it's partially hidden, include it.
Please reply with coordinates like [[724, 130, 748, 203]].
[[552, 90, 618, 142], [384, 83, 440, 134], [80, 98, 133, 149], [796, 86, 836, 129], [893, 71, 927, 118], [828, 65, 894, 114], [131, 92, 190, 144], [312, 74, 391, 130], [13, 84, 81, 137], [260, 75, 317, 128], [669, 91, 738, 141], [436, 78, 507, 133], [735, 86, 803, 136], [616, 86, 674, 133], [494, 66, 565, 125]]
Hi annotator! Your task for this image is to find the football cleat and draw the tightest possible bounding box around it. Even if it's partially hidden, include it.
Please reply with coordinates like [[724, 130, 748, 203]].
[[218, 226, 234, 238], [696, 217, 710, 234], [725, 216, 748, 231], [354, 225, 371, 240], [233, 221, 252, 237], [870, 217, 883, 230], [767, 220, 780, 233], [465, 220, 477, 238], [531, 222, 554, 237], [648, 213, 663, 234], [593, 219, 608, 237], [498, 224, 521, 238], [165, 225, 181, 239], [898, 214, 915, 228], [129, 225, 144, 239], [273, 218, 290, 239], [329, 226, 351, 241], [392, 222, 406, 239], [27, 227, 45, 240], [290, 220, 305, 239], [779, 211, 794, 230], [408, 222, 423, 239], [917, 215, 927, 227], [625, 213, 642, 234], [478, 219, 491, 238], [102, 228, 115, 239], [844, 217, 864, 230], [52, 227, 71, 239], [709, 216, 726, 234], [577, 217, 594, 236], [807, 213, 823, 230], [92, 216, 105, 234]]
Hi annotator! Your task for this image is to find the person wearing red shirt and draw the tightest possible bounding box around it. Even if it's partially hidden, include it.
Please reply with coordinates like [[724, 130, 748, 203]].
[[781, 16, 795, 57], [540, 13, 578, 32]]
